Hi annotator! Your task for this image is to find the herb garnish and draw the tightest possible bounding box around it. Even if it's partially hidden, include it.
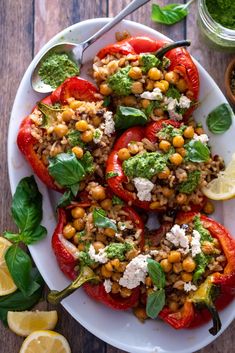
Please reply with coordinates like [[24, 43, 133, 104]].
[[206, 103, 233, 134], [151, 0, 195, 26], [185, 140, 210, 163], [114, 106, 148, 130], [93, 208, 117, 231]]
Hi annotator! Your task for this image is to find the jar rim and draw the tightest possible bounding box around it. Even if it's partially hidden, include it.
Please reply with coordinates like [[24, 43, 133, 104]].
[[198, 0, 235, 41]]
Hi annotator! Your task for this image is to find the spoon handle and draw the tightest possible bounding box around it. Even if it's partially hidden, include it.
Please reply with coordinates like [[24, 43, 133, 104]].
[[81, 0, 151, 50]]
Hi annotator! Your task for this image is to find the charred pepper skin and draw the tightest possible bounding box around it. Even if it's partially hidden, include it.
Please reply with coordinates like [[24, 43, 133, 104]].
[[17, 77, 100, 192], [97, 36, 199, 120]]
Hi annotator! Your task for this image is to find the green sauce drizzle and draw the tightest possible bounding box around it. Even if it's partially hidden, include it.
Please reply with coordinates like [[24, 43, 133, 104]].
[[205, 0, 235, 30]]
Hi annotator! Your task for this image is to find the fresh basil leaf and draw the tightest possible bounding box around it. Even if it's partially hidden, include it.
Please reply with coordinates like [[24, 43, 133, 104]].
[[103, 96, 111, 107], [151, 3, 189, 25], [112, 195, 124, 206], [57, 190, 73, 208], [11, 176, 43, 235], [21, 225, 47, 245], [114, 106, 148, 130], [5, 245, 39, 297], [206, 103, 233, 134], [178, 170, 201, 194], [48, 152, 86, 187], [106, 171, 119, 179], [70, 183, 80, 197], [185, 140, 210, 163], [147, 258, 166, 289], [93, 208, 117, 231], [3, 232, 20, 243], [146, 288, 165, 319]]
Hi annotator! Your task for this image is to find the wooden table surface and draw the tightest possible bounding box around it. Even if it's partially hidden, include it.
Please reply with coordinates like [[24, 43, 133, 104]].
[[0, 0, 234, 352]]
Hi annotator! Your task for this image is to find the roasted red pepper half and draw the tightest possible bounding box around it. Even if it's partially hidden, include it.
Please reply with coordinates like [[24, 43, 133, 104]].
[[97, 36, 199, 119], [17, 77, 100, 192], [106, 120, 179, 210], [51, 199, 144, 310], [159, 212, 235, 335]]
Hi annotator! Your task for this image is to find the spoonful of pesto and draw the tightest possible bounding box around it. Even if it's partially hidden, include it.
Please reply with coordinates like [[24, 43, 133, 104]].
[[31, 0, 151, 93]]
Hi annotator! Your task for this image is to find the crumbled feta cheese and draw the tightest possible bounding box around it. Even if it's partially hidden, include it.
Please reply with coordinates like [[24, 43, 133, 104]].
[[191, 230, 201, 257], [88, 244, 108, 264], [193, 133, 209, 144], [165, 97, 178, 111], [149, 250, 159, 256], [179, 95, 191, 109], [93, 128, 103, 143], [140, 88, 163, 101], [103, 111, 115, 136], [168, 110, 183, 121], [166, 224, 189, 253], [133, 177, 154, 201], [184, 281, 197, 292], [103, 279, 112, 293], [119, 254, 150, 289]]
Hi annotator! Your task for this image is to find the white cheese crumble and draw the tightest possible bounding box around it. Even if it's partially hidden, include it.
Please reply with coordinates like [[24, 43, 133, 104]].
[[119, 254, 150, 289], [184, 281, 197, 292], [93, 128, 103, 143], [88, 244, 108, 264], [103, 279, 112, 293], [191, 230, 201, 257], [164, 95, 191, 121], [193, 133, 209, 144], [166, 224, 189, 253], [103, 111, 115, 136], [133, 177, 154, 201], [140, 88, 163, 101], [179, 95, 191, 109]]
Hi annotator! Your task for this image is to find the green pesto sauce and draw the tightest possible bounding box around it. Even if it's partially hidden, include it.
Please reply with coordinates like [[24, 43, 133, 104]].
[[38, 53, 79, 89], [123, 151, 169, 180], [194, 215, 213, 242], [206, 0, 235, 30], [178, 170, 201, 194], [105, 242, 132, 261], [107, 66, 133, 96], [140, 54, 161, 73]]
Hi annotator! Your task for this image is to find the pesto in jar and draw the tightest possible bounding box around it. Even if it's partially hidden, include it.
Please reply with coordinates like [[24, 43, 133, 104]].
[[205, 0, 235, 30]]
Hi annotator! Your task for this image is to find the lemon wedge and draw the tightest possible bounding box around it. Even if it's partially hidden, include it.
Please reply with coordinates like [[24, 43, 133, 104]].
[[0, 237, 17, 296], [202, 154, 235, 200], [7, 310, 58, 336], [19, 330, 71, 353]]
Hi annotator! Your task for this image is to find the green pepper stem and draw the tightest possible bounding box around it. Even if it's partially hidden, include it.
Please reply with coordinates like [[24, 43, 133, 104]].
[[47, 266, 99, 305], [155, 40, 191, 59], [207, 304, 222, 336]]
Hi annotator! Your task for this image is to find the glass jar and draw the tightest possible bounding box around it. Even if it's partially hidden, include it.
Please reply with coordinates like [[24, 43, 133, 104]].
[[198, 0, 235, 52]]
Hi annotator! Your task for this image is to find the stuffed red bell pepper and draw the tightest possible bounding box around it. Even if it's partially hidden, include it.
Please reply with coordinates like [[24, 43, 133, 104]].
[[51, 182, 144, 310], [17, 77, 115, 194], [106, 119, 223, 211], [93, 36, 199, 121]]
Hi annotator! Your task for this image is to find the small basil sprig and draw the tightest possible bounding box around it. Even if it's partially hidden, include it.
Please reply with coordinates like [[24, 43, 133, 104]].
[[185, 140, 210, 163], [93, 208, 117, 231], [206, 103, 233, 134], [114, 106, 148, 130], [146, 259, 166, 319], [151, 0, 195, 25]]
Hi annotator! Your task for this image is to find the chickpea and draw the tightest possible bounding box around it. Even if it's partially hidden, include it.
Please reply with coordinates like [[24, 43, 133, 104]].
[[203, 201, 215, 215], [120, 287, 132, 298], [195, 127, 205, 135], [73, 234, 80, 245], [170, 153, 183, 165], [110, 258, 120, 270], [162, 187, 174, 198], [104, 262, 113, 272], [116, 262, 127, 273], [159, 140, 171, 152], [71, 206, 85, 219], [126, 249, 139, 260], [173, 262, 183, 274], [164, 71, 180, 84], [93, 241, 105, 252], [100, 198, 112, 211], [128, 143, 139, 155], [73, 218, 85, 231], [96, 233, 107, 243], [182, 256, 196, 272], [172, 135, 185, 148], [183, 126, 195, 139], [111, 272, 121, 282], [131, 81, 144, 94], [145, 79, 154, 91], [111, 282, 120, 294], [141, 99, 150, 109], [62, 109, 74, 122], [134, 307, 148, 321], [154, 80, 169, 93], [69, 100, 82, 110], [150, 201, 161, 210], [101, 265, 112, 278], [81, 130, 93, 143], [122, 95, 137, 106], [168, 250, 181, 263], [202, 241, 215, 255], [154, 108, 164, 117], [176, 147, 186, 157], [181, 272, 193, 282], [176, 193, 187, 205], [176, 78, 188, 92], [118, 148, 131, 161], [75, 120, 88, 132], [168, 301, 179, 313], [91, 185, 106, 201], [104, 228, 116, 237], [145, 276, 152, 287], [92, 116, 102, 127], [100, 83, 113, 96], [128, 66, 142, 80], [160, 258, 172, 273], [78, 243, 85, 251], [125, 182, 135, 191], [72, 146, 84, 159], [158, 167, 170, 179], [63, 224, 76, 239], [148, 67, 162, 81], [54, 124, 68, 138]]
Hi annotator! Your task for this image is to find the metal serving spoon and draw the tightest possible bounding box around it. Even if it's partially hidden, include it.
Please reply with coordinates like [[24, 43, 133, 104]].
[[31, 0, 151, 93]]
